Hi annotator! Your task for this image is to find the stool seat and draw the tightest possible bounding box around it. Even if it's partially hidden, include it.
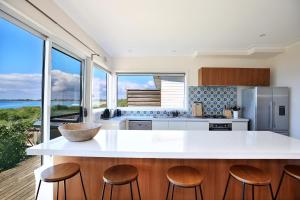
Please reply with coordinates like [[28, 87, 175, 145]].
[[284, 165, 300, 180], [167, 166, 203, 187], [275, 165, 300, 199], [36, 163, 87, 200], [103, 164, 138, 185], [41, 163, 80, 182], [229, 165, 271, 185]]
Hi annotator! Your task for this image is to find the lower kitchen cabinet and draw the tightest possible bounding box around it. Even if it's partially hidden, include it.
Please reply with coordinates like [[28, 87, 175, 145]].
[[168, 121, 186, 130], [152, 121, 169, 130], [153, 120, 210, 131], [186, 121, 209, 131], [232, 122, 248, 131]]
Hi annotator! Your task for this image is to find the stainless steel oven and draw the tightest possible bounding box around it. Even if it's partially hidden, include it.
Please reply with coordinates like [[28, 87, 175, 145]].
[[209, 123, 232, 131]]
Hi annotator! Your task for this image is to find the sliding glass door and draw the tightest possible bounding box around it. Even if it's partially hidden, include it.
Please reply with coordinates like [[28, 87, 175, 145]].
[[0, 15, 44, 199], [49, 47, 83, 139]]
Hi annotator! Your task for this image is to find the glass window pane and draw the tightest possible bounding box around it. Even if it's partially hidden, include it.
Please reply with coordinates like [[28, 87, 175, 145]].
[[117, 74, 185, 108], [92, 66, 107, 108], [0, 17, 43, 197], [50, 48, 82, 139]]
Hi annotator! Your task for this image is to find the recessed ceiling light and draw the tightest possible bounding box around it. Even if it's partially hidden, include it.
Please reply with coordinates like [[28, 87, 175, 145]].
[[259, 33, 267, 37]]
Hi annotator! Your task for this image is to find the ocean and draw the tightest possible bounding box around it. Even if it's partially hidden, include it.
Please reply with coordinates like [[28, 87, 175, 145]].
[[0, 100, 79, 109]]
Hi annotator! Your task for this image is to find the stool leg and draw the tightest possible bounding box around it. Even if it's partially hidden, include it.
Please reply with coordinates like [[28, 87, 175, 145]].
[[165, 181, 170, 200], [274, 172, 285, 200], [195, 187, 198, 200], [64, 180, 67, 200], [171, 184, 175, 200], [35, 180, 42, 200], [130, 182, 134, 200], [136, 179, 142, 200], [242, 182, 245, 200], [199, 185, 204, 200], [223, 175, 231, 200], [110, 185, 113, 200], [252, 185, 254, 200], [79, 171, 88, 200], [101, 183, 106, 200], [57, 182, 59, 200], [268, 184, 274, 200]]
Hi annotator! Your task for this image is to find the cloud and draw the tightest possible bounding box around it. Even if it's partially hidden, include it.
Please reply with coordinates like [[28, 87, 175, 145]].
[[0, 70, 81, 100], [51, 70, 80, 100], [92, 77, 107, 100], [118, 80, 156, 99], [0, 73, 42, 99]]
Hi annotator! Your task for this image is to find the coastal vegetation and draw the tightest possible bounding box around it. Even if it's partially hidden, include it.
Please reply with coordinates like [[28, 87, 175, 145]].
[[0, 107, 40, 171], [0, 105, 82, 171]]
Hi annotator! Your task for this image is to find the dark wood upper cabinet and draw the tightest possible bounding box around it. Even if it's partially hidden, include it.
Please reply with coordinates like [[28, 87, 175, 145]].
[[198, 67, 270, 86]]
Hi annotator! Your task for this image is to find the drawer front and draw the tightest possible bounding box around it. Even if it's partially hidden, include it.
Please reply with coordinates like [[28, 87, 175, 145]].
[[128, 120, 152, 130], [152, 121, 169, 130], [186, 121, 209, 131]]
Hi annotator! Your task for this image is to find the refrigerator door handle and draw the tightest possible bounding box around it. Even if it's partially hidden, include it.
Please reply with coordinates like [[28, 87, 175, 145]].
[[273, 102, 276, 129], [269, 102, 273, 129]]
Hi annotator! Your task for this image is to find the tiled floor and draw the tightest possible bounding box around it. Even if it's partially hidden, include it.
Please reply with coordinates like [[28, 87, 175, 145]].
[[0, 156, 40, 200]]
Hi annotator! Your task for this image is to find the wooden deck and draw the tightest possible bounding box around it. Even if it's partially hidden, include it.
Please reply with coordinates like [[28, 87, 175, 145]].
[[0, 156, 40, 200]]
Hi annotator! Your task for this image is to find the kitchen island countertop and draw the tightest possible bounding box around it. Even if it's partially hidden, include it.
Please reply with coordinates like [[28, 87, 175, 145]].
[[27, 130, 300, 159]]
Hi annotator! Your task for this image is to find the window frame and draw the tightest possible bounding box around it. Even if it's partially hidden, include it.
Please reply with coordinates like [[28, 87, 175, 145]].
[[0, 10, 46, 40], [116, 72, 187, 110], [50, 45, 85, 123], [92, 64, 108, 110]]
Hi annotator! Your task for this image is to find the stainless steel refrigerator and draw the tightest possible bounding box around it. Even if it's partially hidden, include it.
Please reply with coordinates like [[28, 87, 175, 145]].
[[242, 87, 289, 135]]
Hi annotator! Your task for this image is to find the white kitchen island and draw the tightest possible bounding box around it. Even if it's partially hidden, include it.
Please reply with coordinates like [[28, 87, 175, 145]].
[[27, 130, 300, 200]]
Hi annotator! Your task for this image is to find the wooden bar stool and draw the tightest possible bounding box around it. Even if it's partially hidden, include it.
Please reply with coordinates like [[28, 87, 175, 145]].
[[223, 165, 273, 200], [35, 163, 87, 200], [165, 166, 204, 200], [101, 164, 141, 200], [275, 165, 300, 199]]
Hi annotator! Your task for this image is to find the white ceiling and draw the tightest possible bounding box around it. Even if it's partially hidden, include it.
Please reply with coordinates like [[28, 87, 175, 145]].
[[54, 0, 300, 57]]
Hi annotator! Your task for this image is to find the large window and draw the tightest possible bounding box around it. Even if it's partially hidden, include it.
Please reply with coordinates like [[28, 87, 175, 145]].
[[117, 73, 185, 108], [0, 15, 44, 197], [50, 47, 83, 139], [92, 65, 107, 108]]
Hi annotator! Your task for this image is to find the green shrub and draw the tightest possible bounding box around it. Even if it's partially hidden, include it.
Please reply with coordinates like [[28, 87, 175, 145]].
[[117, 99, 128, 107], [0, 120, 32, 171]]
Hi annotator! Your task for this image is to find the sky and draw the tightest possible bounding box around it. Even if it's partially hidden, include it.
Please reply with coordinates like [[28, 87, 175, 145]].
[[0, 16, 155, 102], [117, 75, 156, 99], [0, 17, 43, 99]]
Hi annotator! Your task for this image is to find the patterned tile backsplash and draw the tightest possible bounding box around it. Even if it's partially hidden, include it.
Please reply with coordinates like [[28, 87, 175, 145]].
[[94, 86, 237, 120], [188, 86, 237, 115]]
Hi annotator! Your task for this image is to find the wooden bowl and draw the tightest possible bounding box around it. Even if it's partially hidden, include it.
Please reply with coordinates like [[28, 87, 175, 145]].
[[58, 123, 102, 142]]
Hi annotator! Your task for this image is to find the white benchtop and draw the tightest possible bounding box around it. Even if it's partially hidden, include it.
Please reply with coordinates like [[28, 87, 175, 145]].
[[27, 130, 300, 159], [98, 116, 249, 123]]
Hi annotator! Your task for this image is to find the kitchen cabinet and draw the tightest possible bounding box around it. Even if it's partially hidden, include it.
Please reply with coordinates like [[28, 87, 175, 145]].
[[153, 120, 209, 130], [152, 121, 169, 130], [198, 67, 270, 86], [168, 121, 186, 130], [185, 121, 209, 131], [232, 122, 248, 131]]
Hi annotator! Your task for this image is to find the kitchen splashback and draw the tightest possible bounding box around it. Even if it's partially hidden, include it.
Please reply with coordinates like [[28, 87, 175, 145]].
[[120, 86, 237, 117], [188, 86, 237, 115], [94, 86, 237, 119]]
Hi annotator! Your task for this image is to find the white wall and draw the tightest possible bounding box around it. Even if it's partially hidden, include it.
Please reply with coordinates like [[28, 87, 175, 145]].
[[269, 42, 300, 138], [112, 56, 270, 86]]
